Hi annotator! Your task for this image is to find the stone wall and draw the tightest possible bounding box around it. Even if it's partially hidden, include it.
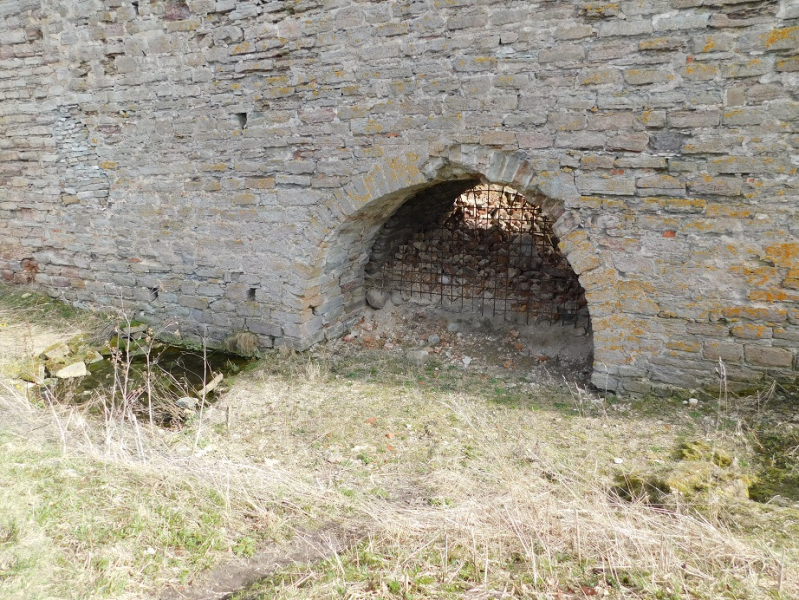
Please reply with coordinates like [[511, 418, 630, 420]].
[[1, 0, 797, 395]]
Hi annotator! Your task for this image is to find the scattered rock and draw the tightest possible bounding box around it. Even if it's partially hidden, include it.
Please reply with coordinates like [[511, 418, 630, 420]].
[[121, 324, 148, 337], [43, 343, 71, 360], [688, 397, 699, 407], [390, 291, 403, 305], [446, 322, 459, 333], [366, 289, 388, 309], [176, 397, 198, 410], [614, 457, 624, 464], [406, 349, 429, 366], [197, 373, 224, 397], [427, 334, 441, 346], [19, 362, 46, 384], [54, 362, 87, 379], [462, 356, 472, 367], [84, 350, 104, 364]]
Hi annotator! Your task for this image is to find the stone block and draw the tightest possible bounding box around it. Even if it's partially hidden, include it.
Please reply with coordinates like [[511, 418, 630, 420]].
[[702, 341, 743, 363], [722, 108, 768, 126], [667, 110, 721, 128], [576, 175, 636, 196], [555, 24, 594, 40], [721, 57, 774, 79], [555, 132, 607, 149], [538, 44, 586, 63], [682, 137, 742, 154], [639, 36, 685, 51], [680, 63, 719, 81], [623, 68, 672, 85], [607, 132, 649, 151], [650, 132, 684, 153], [687, 176, 742, 196], [599, 20, 652, 37], [246, 319, 282, 337], [732, 323, 773, 340], [776, 56, 799, 72], [706, 156, 791, 175], [580, 68, 622, 85], [548, 112, 587, 131], [653, 12, 709, 31], [686, 322, 730, 338], [745, 345, 794, 368]]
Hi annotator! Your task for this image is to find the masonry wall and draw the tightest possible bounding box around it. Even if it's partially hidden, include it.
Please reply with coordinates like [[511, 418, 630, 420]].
[[1, 0, 797, 395]]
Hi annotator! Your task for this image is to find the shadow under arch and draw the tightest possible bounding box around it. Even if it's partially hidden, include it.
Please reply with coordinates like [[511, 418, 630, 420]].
[[306, 146, 619, 386]]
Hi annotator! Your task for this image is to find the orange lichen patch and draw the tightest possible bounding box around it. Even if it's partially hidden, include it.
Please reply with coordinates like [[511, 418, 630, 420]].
[[783, 268, 799, 290], [764, 242, 799, 268], [667, 339, 702, 353], [618, 279, 657, 296], [682, 63, 718, 79], [580, 70, 619, 85], [731, 323, 772, 339], [705, 204, 753, 218], [730, 264, 781, 287], [99, 161, 117, 170], [583, 3, 619, 17], [749, 289, 789, 302], [723, 305, 787, 322], [681, 219, 716, 232], [639, 38, 672, 50], [579, 265, 619, 291], [594, 314, 649, 343], [762, 26, 799, 48]]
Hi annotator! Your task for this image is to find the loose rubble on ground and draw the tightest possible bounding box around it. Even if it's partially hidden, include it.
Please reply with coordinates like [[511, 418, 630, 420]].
[[348, 290, 593, 384]]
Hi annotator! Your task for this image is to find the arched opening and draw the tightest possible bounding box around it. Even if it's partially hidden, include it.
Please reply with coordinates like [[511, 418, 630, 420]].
[[314, 161, 594, 382], [364, 182, 589, 329]]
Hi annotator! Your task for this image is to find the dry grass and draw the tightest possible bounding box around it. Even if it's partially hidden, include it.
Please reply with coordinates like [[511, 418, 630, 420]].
[[1, 284, 797, 599], [225, 352, 796, 599]]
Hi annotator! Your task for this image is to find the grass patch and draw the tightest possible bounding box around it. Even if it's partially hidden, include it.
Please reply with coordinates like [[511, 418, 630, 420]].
[[1, 287, 797, 598]]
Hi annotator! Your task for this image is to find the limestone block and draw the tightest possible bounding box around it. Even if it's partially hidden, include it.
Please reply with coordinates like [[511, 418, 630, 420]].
[[55, 362, 87, 379], [744, 346, 794, 368]]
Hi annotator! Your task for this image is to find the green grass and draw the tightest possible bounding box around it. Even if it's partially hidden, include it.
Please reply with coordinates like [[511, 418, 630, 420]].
[[0, 432, 253, 597]]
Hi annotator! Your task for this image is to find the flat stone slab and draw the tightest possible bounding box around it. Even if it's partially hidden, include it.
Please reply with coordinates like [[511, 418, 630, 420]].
[[43, 343, 71, 360], [55, 361, 87, 379]]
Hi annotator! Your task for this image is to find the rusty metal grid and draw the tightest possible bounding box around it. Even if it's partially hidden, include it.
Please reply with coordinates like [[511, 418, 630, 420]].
[[376, 185, 588, 326]]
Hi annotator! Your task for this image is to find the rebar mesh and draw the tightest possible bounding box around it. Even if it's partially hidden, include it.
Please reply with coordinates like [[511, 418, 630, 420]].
[[370, 184, 588, 326]]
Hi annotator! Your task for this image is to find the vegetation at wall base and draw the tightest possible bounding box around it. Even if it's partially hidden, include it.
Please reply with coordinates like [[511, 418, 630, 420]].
[[1, 284, 797, 598]]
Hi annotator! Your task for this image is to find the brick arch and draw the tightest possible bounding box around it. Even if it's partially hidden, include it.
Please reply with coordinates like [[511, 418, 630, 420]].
[[307, 147, 620, 386]]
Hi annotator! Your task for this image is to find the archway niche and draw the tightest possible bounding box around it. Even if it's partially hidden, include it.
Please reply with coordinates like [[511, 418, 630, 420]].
[[317, 172, 593, 379], [364, 181, 589, 329]]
